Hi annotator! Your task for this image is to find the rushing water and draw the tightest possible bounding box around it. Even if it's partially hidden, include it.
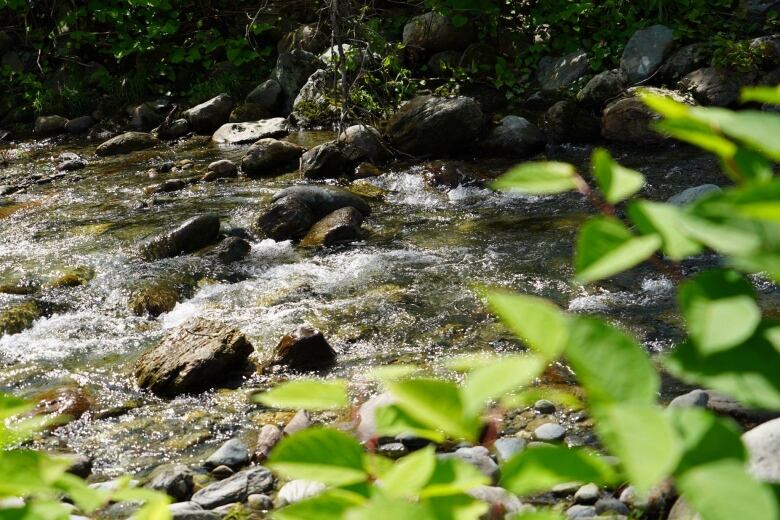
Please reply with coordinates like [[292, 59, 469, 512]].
[[0, 132, 763, 478]]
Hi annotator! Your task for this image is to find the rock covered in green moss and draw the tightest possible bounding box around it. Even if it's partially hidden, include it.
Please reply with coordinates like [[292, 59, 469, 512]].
[[47, 266, 95, 289], [300, 207, 364, 247], [0, 300, 40, 336], [128, 274, 196, 317]]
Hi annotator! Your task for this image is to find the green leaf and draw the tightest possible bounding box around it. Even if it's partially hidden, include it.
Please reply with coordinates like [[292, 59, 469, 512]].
[[694, 108, 780, 162], [654, 118, 738, 159], [492, 162, 578, 195], [500, 445, 617, 496], [575, 217, 661, 282], [595, 404, 680, 492], [679, 270, 761, 354], [727, 148, 774, 184], [426, 494, 489, 520], [668, 407, 746, 475], [485, 291, 570, 359], [511, 512, 565, 520], [0, 450, 71, 496], [677, 461, 777, 520], [345, 495, 434, 520], [591, 148, 645, 204], [54, 473, 109, 513], [0, 394, 33, 420], [664, 327, 780, 410], [364, 365, 420, 383], [565, 317, 659, 407], [379, 446, 437, 498], [274, 490, 365, 520], [373, 404, 445, 443], [268, 428, 368, 486], [628, 201, 702, 260], [678, 213, 761, 256], [254, 380, 349, 411], [742, 85, 780, 105], [461, 355, 546, 418], [420, 457, 489, 497], [387, 379, 480, 442]]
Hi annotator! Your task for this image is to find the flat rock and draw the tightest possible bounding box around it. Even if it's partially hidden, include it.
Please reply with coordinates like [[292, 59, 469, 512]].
[[204, 438, 250, 470], [191, 466, 274, 509], [241, 138, 304, 177], [134, 317, 254, 397], [96, 132, 159, 156], [211, 118, 288, 145]]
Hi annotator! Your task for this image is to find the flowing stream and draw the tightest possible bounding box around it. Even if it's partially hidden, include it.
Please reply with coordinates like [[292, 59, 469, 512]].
[[0, 133, 766, 479]]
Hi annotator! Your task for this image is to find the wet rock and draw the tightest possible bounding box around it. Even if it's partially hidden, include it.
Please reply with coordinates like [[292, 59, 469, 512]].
[[377, 442, 408, 459], [602, 87, 692, 145], [386, 95, 484, 156], [34, 115, 68, 135], [246, 79, 283, 113], [441, 446, 499, 482], [139, 214, 221, 260], [34, 386, 92, 422], [134, 317, 254, 397], [300, 141, 350, 179], [534, 399, 556, 414], [300, 207, 364, 247], [338, 124, 388, 163], [667, 184, 721, 206], [492, 437, 526, 463], [56, 153, 87, 172], [128, 275, 194, 318], [212, 118, 289, 145], [0, 300, 41, 336], [228, 103, 271, 123], [203, 159, 237, 182], [353, 162, 382, 179], [132, 103, 164, 131], [743, 417, 780, 482], [481, 115, 546, 157], [64, 116, 93, 134], [620, 24, 675, 83], [144, 178, 189, 195], [540, 100, 600, 143], [574, 483, 600, 504], [256, 196, 315, 240], [537, 50, 590, 92], [402, 11, 474, 53], [273, 50, 323, 112], [595, 497, 630, 516], [212, 237, 251, 263], [577, 69, 627, 105], [241, 138, 304, 177], [566, 504, 597, 519], [467, 486, 528, 515], [65, 454, 93, 479], [291, 69, 340, 128], [668, 389, 709, 408], [158, 118, 190, 140], [284, 410, 313, 435], [169, 502, 219, 520], [276, 480, 326, 507], [95, 132, 159, 156], [422, 160, 484, 189], [680, 67, 752, 106], [533, 423, 566, 442], [48, 266, 94, 288], [183, 94, 234, 134], [254, 424, 283, 462], [211, 465, 234, 479], [205, 438, 250, 470], [704, 390, 780, 425], [267, 325, 336, 372], [147, 464, 195, 502], [658, 43, 709, 84]]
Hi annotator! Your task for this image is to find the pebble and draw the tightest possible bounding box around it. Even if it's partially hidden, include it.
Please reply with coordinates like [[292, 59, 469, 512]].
[[574, 483, 600, 504], [619, 485, 647, 508], [533, 422, 566, 442], [552, 482, 581, 496], [443, 446, 500, 482], [668, 389, 709, 408], [595, 497, 630, 516], [377, 442, 408, 459], [397, 434, 432, 451], [247, 493, 273, 510], [492, 437, 526, 463], [211, 465, 234, 479], [566, 504, 596, 519], [534, 399, 556, 414]]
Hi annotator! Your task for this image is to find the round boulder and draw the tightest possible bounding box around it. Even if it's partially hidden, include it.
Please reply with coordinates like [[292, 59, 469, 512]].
[[183, 94, 234, 134], [241, 138, 304, 176], [95, 132, 159, 156], [481, 115, 546, 157]]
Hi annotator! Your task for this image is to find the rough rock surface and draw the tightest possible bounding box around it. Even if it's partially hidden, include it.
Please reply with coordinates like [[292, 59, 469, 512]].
[[680, 67, 752, 107], [658, 43, 709, 83], [204, 438, 250, 470], [183, 94, 233, 134], [537, 50, 589, 92], [96, 132, 159, 156], [743, 418, 780, 483], [147, 464, 194, 502], [139, 215, 221, 260], [241, 138, 304, 176], [134, 317, 254, 397], [300, 141, 350, 179], [191, 467, 274, 509], [540, 100, 600, 143], [246, 79, 283, 113], [338, 124, 387, 163], [481, 115, 546, 157], [267, 325, 336, 372], [300, 207, 364, 247], [273, 50, 323, 112], [291, 69, 340, 128], [577, 69, 627, 105], [211, 118, 289, 145], [402, 11, 474, 53], [34, 115, 68, 135], [620, 24, 675, 83]]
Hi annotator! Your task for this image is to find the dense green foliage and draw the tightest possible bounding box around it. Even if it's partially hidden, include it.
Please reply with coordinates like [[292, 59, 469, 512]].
[[254, 86, 780, 519]]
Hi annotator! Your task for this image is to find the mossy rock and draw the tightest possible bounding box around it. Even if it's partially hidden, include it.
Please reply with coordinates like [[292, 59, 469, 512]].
[[0, 282, 38, 295], [128, 274, 195, 317], [47, 266, 95, 289], [348, 181, 386, 201], [0, 301, 41, 335]]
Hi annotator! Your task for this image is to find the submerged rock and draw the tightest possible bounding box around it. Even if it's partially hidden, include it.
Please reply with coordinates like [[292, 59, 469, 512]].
[[47, 266, 95, 288], [0, 300, 40, 336], [95, 132, 159, 156], [139, 214, 221, 260], [211, 237, 251, 263], [34, 386, 92, 422], [211, 118, 288, 145], [386, 95, 483, 156], [183, 94, 234, 134], [191, 467, 274, 509], [300, 207, 364, 247], [128, 274, 195, 318], [266, 325, 336, 372], [134, 317, 254, 396], [241, 138, 304, 177]]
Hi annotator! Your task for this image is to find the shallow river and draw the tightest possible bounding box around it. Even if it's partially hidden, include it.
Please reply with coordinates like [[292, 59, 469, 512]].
[[0, 132, 765, 479]]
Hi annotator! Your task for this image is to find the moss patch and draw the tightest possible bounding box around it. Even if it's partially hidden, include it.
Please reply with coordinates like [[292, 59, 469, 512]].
[[0, 301, 41, 336]]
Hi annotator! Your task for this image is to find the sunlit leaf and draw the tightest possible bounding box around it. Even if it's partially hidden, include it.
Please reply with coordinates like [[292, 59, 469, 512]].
[[420, 457, 489, 497], [591, 149, 645, 204], [461, 355, 546, 417], [378, 446, 436, 498], [274, 490, 365, 520], [668, 407, 746, 475], [492, 162, 578, 195], [575, 217, 661, 282], [628, 201, 702, 260], [254, 380, 349, 411], [373, 404, 445, 443]]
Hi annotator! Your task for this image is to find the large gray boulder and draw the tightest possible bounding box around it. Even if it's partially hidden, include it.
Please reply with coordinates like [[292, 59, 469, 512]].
[[95, 132, 159, 156], [134, 317, 254, 397], [273, 50, 323, 112], [402, 11, 474, 53], [241, 138, 304, 177], [620, 24, 675, 83], [191, 467, 274, 509], [291, 69, 340, 128], [602, 87, 692, 145], [300, 142, 350, 179], [577, 69, 627, 105], [537, 50, 590, 92], [183, 94, 234, 134], [246, 79, 283, 113], [386, 95, 483, 156], [300, 207, 364, 247], [743, 418, 780, 483], [658, 43, 709, 84], [338, 124, 388, 163], [211, 118, 289, 145], [680, 67, 753, 106], [481, 115, 546, 157], [139, 215, 221, 260], [34, 115, 68, 135]]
